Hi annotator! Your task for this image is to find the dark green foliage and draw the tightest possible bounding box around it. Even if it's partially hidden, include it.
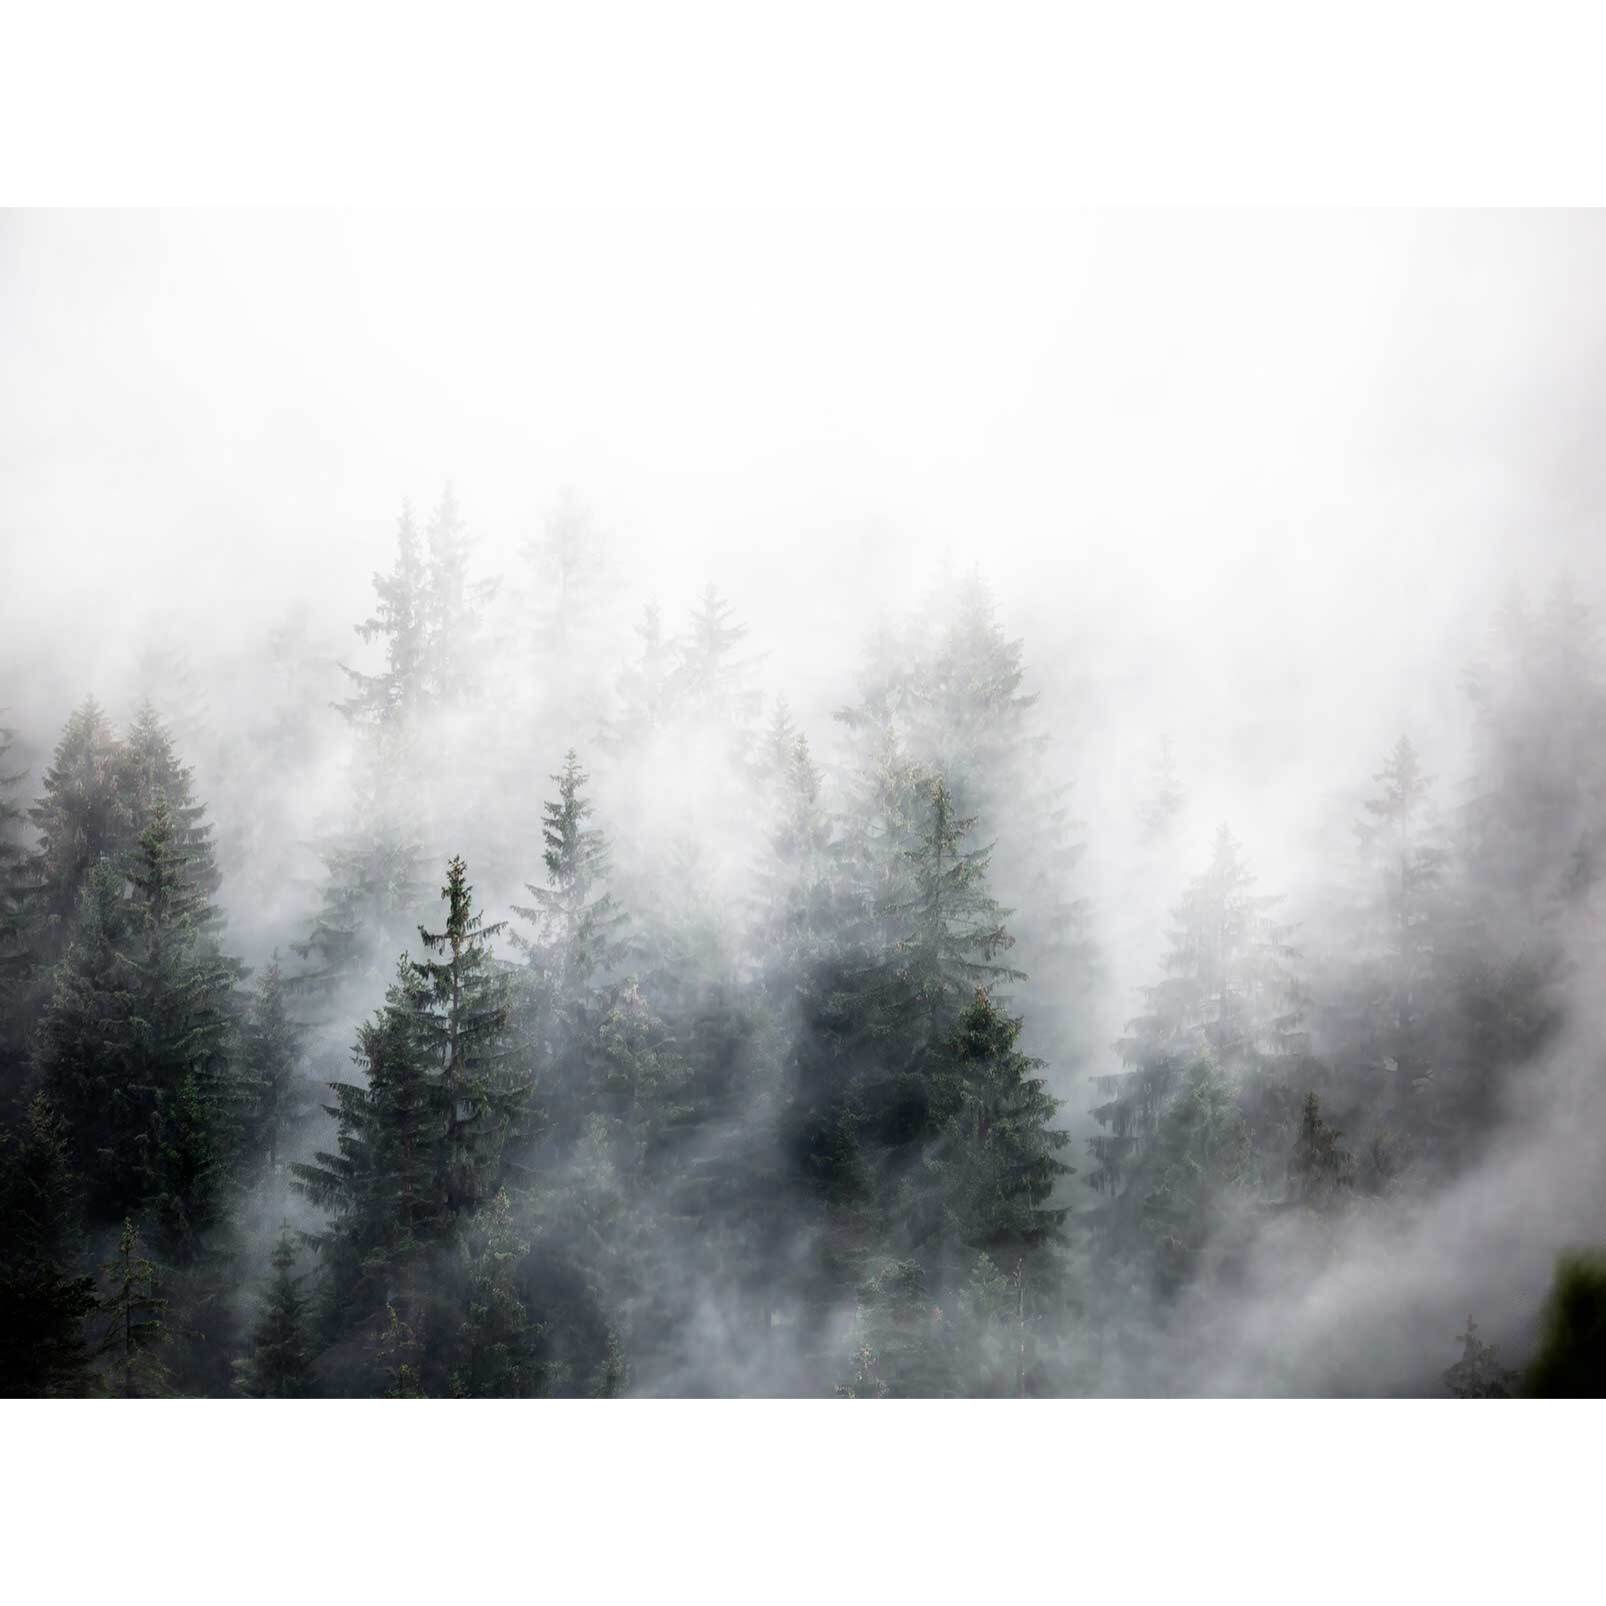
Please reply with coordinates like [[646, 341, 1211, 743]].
[[119, 702, 224, 918], [18, 698, 126, 969], [929, 989, 1072, 1269], [37, 862, 139, 1221], [1525, 1253, 1606, 1398], [95, 1217, 173, 1398], [451, 1189, 540, 1398], [837, 1259, 951, 1398], [122, 799, 242, 1258], [234, 1229, 316, 1398], [413, 856, 518, 1217], [293, 974, 448, 1374], [0, 1095, 99, 1396], [294, 859, 521, 1390]]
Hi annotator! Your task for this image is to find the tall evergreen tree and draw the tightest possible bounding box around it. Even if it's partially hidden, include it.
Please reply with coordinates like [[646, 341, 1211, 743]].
[[336, 502, 430, 736], [95, 1217, 173, 1398], [36, 862, 139, 1222], [513, 752, 625, 993], [605, 602, 676, 752], [18, 698, 126, 969], [0, 1094, 99, 1395], [123, 799, 242, 1259], [1091, 825, 1302, 1202], [450, 1187, 540, 1398], [233, 1228, 315, 1398], [118, 701, 224, 920], [412, 856, 518, 1218], [240, 956, 309, 1180], [293, 964, 448, 1382]]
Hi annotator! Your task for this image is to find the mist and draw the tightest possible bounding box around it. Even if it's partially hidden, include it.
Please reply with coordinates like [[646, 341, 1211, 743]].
[[4, 207, 1606, 1397]]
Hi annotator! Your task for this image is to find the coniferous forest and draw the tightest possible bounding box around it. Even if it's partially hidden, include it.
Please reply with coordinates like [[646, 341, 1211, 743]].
[[5, 212, 1606, 1399]]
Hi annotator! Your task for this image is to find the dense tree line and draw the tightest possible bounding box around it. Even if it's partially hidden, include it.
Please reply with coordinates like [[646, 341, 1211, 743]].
[[3, 498, 1605, 1396]]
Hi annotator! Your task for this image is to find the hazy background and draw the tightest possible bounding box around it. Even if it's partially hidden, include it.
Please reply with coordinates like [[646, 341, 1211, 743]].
[[5, 209, 1604, 1393], [7, 209, 1604, 1009]]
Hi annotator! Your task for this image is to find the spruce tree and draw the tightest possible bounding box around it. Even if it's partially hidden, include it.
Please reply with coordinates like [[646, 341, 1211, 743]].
[[95, 1217, 173, 1398], [36, 862, 139, 1222], [512, 752, 625, 993], [295, 861, 519, 1386], [0, 1094, 99, 1395], [413, 856, 517, 1217], [233, 1228, 315, 1398], [605, 602, 676, 752], [336, 501, 430, 735], [1092, 825, 1301, 1200], [421, 482, 497, 709], [673, 583, 761, 736], [450, 1188, 540, 1398], [240, 956, 308, 1180], [118, 701, 225, 922], [1287, 1091, 1353, 1208], [930, 989, 1072, 1270], [18, 698, 126, 969], [122, 799, 241, 1260]]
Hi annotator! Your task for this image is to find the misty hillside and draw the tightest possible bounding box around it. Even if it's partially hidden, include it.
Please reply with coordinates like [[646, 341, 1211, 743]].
[[4, 212, 1606, 1397]]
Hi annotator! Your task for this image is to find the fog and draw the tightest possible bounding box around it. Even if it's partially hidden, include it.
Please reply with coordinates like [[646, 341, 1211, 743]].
[[4, 208, 1605, 1396]]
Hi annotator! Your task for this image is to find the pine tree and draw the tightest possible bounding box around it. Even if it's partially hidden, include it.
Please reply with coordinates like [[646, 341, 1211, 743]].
[[1131, 1058, 1254, 1295], [95, 1217, 173, 1398], [240, 956, 308, 1180], [1092, 825, 1301, 1200], [673, 583, 761, 735], [835, 573, 1095, 1076], [930, 989, 1072, 1270], [122, 799, 242, 1260], [412, 856, 518, 1217], [293, 969, 447, 1370], [0, 711, 26, 908], [871, 778, 1022, 1049], [421, 482, 497, 708], [0, 714, 35, 1099], [1318, 736, 1454, 1158], [294, 800, 428, 1002], [36, 862, 139, 1222], [336, 502, 430, 736], [605, 602, 676, 752], [18, 698, 126, 968], [233, 1228, 315, 1398], [0, 1095, 99, 1395], [118, 701, 224, 921], [295, 862, 519, 1386], [512, 752, 625, 992], [1287, 1091, 1353, 1208], [450, 1188, 539, 1398], [129, 636, 211, 758], [521, 489, 618, 728], [1444, 1313, 1518, 1398]]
